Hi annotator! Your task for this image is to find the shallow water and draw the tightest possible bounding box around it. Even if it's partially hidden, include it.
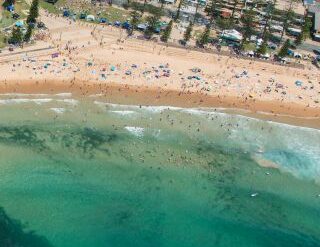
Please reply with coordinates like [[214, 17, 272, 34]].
[[0, 94, 319, 247]]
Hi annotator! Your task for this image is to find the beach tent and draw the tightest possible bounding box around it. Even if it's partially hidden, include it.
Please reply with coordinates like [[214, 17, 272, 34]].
[[63, 10, 70, 17], [15, 20, 24, 27], [86, 15, 95, 21], [220, 29, 243, 42], [137, 23, 148, 31], [100, 18, 107, 24], [261, 53, 270, 59], [6, 5, 14, 12]]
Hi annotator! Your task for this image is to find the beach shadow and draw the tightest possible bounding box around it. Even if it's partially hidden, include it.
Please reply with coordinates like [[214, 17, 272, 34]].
[[0, 207, 54, 247]]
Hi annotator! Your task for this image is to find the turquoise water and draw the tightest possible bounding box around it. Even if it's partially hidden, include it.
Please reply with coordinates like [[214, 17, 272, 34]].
[[0, 94, 319, 247]]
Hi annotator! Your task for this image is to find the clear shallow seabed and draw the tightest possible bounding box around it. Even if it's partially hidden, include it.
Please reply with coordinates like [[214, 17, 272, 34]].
[[0, 94, 319, 247]]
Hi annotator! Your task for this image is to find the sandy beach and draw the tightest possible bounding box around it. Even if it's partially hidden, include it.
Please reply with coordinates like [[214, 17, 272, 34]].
[[1, 13, 319, 127]]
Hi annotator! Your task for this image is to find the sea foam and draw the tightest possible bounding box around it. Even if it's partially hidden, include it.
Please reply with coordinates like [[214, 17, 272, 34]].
[[125, 126, 145, 137]]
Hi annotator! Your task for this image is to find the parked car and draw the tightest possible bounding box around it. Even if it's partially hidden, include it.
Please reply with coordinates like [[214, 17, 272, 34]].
[[314, 48, 320, 55], [268, 42, 278, 50]]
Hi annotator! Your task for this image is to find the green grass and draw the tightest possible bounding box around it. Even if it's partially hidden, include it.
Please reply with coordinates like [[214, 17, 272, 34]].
[[0, 33, 7, 48], [243, 42, 256, 51], [100, 7, 129, 22], [39, 0, 129, 23], [39, 0, 61, 14], [0, 0, 29, 29], [15, 0, 30, 18]]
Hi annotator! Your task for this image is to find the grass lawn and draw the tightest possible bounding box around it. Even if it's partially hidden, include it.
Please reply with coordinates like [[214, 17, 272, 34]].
[[0, 33, 7, 48], [100, 7, 129, 22], [39, 0, 129, 22], [39, 0, 67, 14], [39, 1, 60, 14], [243, 42, 256, 51], [0, 0, 29, 29]]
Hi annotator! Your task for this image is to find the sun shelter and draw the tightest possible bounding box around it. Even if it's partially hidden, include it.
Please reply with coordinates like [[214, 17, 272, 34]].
[[86, 15, 95, 22]]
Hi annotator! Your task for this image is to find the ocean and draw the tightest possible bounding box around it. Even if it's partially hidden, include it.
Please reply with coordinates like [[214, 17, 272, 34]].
[[0, 93, 319, 247]]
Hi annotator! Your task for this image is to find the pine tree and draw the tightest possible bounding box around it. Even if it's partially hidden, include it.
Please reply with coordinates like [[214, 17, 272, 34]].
[[175, 0, 184, 21], [9, 27, 23, 45], [142, 0, 148, 13], [184, 22, 193, 42], [295, 32, 303, 45], [280, 0, 296, 42], [24, 24, 33, 42], [261, 0, 276, 43], [144, 15, 158, 39], [129, 10, 141, 35], [257, 41, 268, 55], [161, 20, 173, 42], [231, 0, 239, 20], [26, 0, 39, 24], [205, 0, 221, 25], [2, 0, 14, 8], [295, 16, 312, 45], [278, 39, 290, 57], [302, 17, 312, 39], [198, 25, 210, 47], [240, 7, 255, 50], [193, 0, 200, 24]]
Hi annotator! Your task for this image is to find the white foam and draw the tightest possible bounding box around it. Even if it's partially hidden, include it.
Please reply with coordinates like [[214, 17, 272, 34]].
[[57, 99, 79, 106], [50, 108, 66, 114], [125, 126, 145, 137], [94, 102, 320, 132], [0, 93, 49, 97], [94, 101, 181, 113], [110, 110, 136, 116], [55, 93, 72, 97], [0, 98, 53, 105]]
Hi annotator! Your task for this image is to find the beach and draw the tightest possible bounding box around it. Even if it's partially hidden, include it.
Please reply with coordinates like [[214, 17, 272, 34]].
[[0, 13, 319, 128], [0, 10, 320, 247]]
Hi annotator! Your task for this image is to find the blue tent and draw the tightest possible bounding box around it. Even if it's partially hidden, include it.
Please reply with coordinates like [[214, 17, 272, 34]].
[[122, 21, 131, 30], [6, 5, 14, 12], [100, 18, 107, 24], [63, 10, 70, 17], [15, 20, 24, 27]]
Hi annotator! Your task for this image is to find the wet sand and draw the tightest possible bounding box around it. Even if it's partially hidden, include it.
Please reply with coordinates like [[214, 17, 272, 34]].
[[0, 79, 319, 129]]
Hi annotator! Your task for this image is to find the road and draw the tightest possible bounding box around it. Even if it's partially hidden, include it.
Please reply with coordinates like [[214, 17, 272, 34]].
[[298, 41, 320, 54]]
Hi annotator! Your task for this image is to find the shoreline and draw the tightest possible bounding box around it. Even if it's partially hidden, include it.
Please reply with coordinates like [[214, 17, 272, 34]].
[[1, 79, 319, 129]]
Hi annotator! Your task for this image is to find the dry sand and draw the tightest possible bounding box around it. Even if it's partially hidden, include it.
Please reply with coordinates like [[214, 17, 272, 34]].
[[0, 13, 319, 128]]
